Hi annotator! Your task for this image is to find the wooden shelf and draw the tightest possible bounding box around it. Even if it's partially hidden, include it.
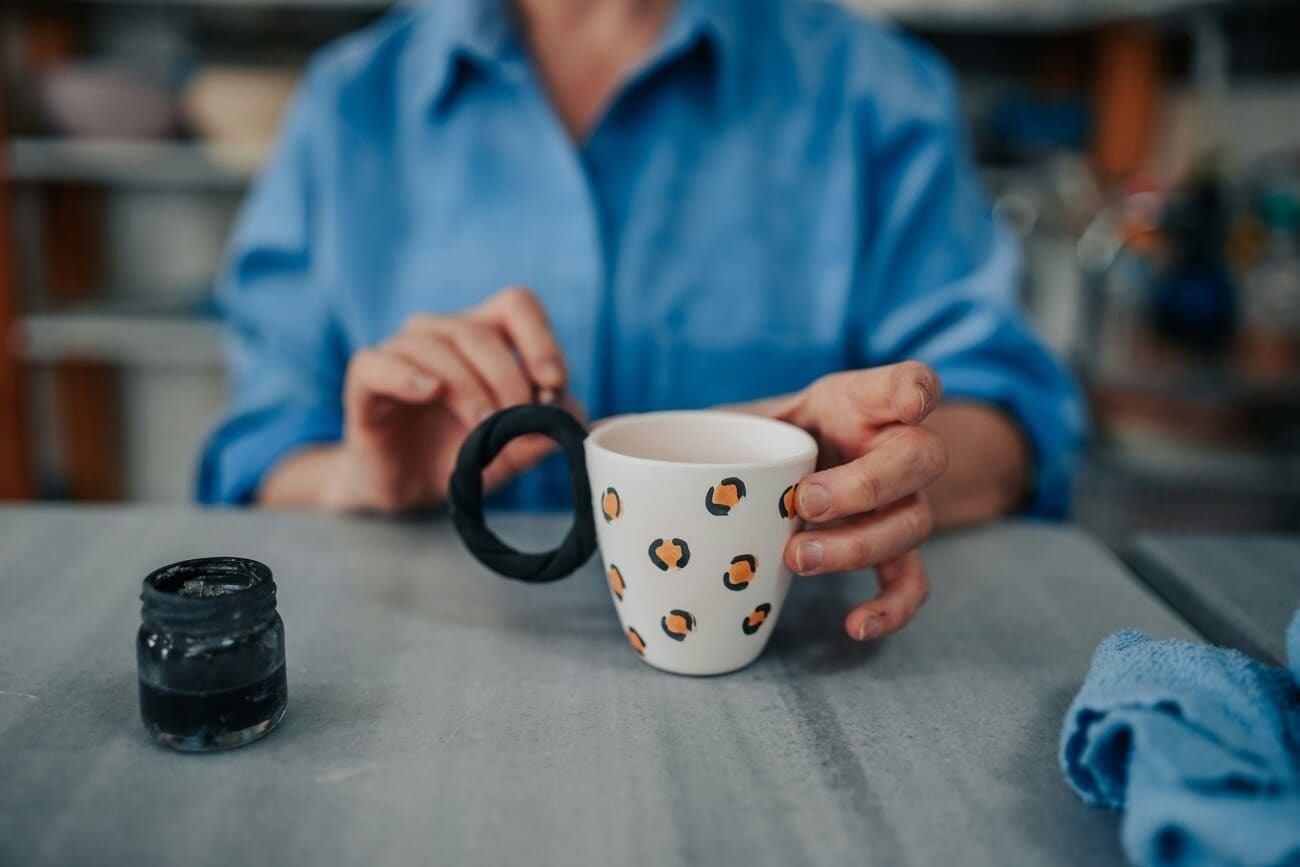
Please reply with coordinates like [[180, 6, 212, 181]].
[[2, 139, 1055, 196], [1087, 437, 1300, 489], [16, 308, 223, 369], [7, 139, 265, 189], [845, 0, 1234, 31], [1082, 362, 1300, 409]]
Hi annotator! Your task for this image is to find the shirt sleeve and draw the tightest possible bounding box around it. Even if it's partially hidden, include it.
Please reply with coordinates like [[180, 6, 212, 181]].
[[196, 64, 348, 505], [852, 48, 1088, 518]]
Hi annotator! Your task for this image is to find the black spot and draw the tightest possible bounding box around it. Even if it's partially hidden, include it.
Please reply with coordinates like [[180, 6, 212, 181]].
[[648, 539, 668, 571], [742, 603, 773, 635], [673, 538, 691, 568], [649, 539, 690, 571], [723, 554, 757, 591], [705, 477, 747, 517], [661, 609, 696, 641], [627, 627, 646, 654], [779, 485, 795, 519]]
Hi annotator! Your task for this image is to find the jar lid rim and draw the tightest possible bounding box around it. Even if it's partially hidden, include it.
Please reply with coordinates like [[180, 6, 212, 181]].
[[141, 557, 276, 627]]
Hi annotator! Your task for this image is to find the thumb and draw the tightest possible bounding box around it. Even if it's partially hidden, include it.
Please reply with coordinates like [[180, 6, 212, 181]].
[[482, 434, 560, 492]]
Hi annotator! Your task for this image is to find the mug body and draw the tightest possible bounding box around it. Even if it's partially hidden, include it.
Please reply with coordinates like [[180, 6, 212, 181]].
[[585, 411, 818, 675]]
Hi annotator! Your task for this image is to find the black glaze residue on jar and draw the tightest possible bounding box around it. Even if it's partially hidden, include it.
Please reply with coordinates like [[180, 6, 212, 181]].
[[137, 557, 287, 752]]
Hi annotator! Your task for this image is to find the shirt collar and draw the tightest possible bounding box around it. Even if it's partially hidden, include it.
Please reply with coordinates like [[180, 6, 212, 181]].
[[647, 0, 738, 110], [410, 0, 516, 114], [412, 0, 741, 117]]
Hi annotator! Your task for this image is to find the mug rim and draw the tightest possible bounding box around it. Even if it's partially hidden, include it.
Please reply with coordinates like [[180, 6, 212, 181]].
[[585, 410, 818, 470]]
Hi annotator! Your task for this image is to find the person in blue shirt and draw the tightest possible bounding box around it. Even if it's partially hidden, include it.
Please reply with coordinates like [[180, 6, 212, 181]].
[[199, 0, 1086, 642]]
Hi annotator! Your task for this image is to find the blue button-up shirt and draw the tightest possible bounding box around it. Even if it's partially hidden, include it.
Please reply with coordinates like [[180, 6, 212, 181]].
[[198, 0, 1086, 515]]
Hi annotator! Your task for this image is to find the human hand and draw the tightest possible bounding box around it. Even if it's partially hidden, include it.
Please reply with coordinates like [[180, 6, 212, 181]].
[[323, 286, 581, 513], [741, 363, 947, 641]]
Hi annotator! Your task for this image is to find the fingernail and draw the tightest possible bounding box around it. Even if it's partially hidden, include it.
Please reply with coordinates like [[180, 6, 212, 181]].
[[538, 359, 564, 387], [410, 374, 435, 394], [855, 615, 884, 641], [799, 483, 829, 518], [796, 540, 823, 573], [915, 383, 931, 417]]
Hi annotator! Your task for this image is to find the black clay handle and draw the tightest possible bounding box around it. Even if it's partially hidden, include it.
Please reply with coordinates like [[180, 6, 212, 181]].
[[449, 404, 597, 582]]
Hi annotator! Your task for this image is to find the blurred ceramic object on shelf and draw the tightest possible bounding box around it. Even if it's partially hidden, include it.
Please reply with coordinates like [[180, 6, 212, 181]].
[[1152, 174, 1239, 357], [1230, 153, 1300, 379], [994, 154, 1102, 357], [183, 67, 298, 149], [1079, 179, 1300, 462], [1238, 190, 1300, 379], [1077, 185, 1166, 378], [35, 63, 176, 139]]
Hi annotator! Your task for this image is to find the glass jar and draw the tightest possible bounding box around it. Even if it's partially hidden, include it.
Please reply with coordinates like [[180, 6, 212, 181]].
[[137, 557, 287, 752]]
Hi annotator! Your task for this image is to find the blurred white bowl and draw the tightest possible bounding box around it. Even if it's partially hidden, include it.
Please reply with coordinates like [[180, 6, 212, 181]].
[[183, 67, 298, 149], [36, 63, 176, 139]]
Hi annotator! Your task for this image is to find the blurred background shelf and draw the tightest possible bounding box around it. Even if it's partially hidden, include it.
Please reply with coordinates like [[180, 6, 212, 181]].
[[1083, 366, 1300, 407], [848, 0, 1250, 32], [12, 0, 1267, 32], [1, 0, 1297, 536], [1076, 444, 1300, 547], [15, 0, 392, 8], [0, 140, 1070, 194], [7, 138, 265, 188], [16, 305, 223, 369]]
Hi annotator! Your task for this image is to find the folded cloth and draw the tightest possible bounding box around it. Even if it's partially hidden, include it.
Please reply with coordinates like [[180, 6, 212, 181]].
[[1060, 608, 1300, 867]]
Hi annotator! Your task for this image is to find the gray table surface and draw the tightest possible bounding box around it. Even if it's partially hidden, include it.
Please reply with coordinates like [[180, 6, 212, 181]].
[[0, 505, 1198, 867], [1129, 534, 1299, 666]]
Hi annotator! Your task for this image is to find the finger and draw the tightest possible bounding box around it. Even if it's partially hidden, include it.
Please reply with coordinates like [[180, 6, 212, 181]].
[[795, 426, 946, 522], [474, 286, 567, 390], [443, 322, 534, 409], [385, 334, 497, 429], [784, 494, 933, 575], [483, 434, 560, 491], [483, 394, 588, 489], [844, 549, 930, 641], [813, 362, 942, 427], [345, 349, 443, 426]]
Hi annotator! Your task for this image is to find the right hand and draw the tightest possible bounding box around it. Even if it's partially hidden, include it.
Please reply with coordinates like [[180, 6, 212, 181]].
[[322, 286, 581, 513]]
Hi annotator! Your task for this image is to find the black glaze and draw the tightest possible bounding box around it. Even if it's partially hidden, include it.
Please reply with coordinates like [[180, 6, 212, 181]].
[[137, 557, 287, 752], [450, 404, 597, 582], [139, 666, 287, 745]]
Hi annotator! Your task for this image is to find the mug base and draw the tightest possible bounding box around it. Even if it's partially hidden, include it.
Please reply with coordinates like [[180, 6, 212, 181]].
[[635, 649, 767, 677]]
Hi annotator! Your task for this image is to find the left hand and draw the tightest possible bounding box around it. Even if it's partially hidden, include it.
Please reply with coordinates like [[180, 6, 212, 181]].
[[739, 362, 948, 641]]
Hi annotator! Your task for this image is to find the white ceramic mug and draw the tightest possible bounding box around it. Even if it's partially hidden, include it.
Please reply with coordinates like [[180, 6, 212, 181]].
[[451, 407, 817, 675]]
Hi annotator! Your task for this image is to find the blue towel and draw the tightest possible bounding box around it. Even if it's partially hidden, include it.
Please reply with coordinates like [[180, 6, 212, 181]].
[[1061, 609, 1300, 867]]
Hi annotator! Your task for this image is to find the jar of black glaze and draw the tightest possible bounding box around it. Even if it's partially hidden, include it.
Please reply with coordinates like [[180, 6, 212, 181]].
[[137, 557, 287, 752]]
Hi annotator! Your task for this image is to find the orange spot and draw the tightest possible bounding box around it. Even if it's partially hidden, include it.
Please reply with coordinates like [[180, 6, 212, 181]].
[[602, 489, 622, 521], [711, 484, 741, 508], [665, 614, 690, 635], [609, 566, 625, 600], [628, 628, 646, 653], [746, 610, 767, 628], [728, 559, 755, 585], [656, 540, 683, 569]]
